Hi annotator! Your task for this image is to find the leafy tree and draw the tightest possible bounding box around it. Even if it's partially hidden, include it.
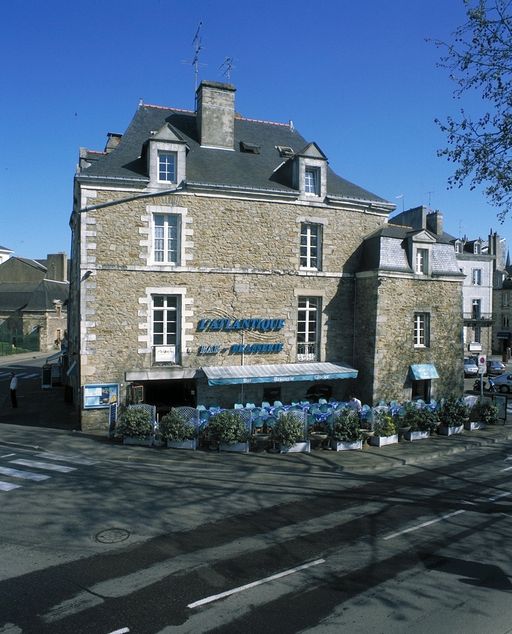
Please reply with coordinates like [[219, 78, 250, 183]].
[[433, 0, 512, 220]]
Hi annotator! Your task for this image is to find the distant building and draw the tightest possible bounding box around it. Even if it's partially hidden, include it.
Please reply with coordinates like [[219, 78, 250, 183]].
[[0, 253, 69, 353], [0, 245, 13, 265]]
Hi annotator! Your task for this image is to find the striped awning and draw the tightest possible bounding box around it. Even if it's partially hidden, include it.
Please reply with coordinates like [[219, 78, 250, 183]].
[[202, 362, 358, 386]]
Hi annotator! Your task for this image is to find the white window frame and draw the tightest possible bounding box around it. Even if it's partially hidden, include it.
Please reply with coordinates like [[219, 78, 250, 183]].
[[297, 296, 321, 361], [153, 213, 180, 264], [414, 312, 430, 348], [148, 205, 187, 267], [304, 167, 320, 195], [300, 223, 322, 270], [158, 151, 177, 183], [415, 248, 429, 275], [472, 268, 482, 285]]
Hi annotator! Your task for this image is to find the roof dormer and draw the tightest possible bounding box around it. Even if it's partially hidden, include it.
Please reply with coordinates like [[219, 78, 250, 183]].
[[408, 230, 436, 276], [146, 123, 187, 190], [293, 142, 328, 201]]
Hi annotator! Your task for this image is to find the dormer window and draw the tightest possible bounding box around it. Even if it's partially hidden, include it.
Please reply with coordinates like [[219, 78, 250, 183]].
[[474, 241, 481, 255], [415, 248, 429, 275], [158, 152, 177, 183], [454, 240, 463, 254]]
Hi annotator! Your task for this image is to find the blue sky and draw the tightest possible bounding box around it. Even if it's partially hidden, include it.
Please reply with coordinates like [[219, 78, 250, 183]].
[[0, 0, 507, 259]]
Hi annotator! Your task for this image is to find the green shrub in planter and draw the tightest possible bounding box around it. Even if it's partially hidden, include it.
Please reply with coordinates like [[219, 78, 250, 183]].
[[159, 409, 196, 441], [372, 411, 397, 437], [116, 407, 153, 439], [437, 397, 469, 427], [332, 409, 363, 441], [272, 412, 306, 447], [472, 400, 499, 425], [208, 411, 250, 444], [400, 403, 439, 432]]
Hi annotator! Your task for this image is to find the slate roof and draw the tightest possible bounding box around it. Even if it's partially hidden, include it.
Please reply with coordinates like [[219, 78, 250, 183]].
[[78, 104, 390, 206], [0, 280, 68, 312]]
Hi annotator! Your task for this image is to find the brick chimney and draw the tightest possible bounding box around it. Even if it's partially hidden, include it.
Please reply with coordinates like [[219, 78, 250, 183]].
[[426, 211, 444, 236], [196, 80, 236, 150], [46, 252, 68, 282]]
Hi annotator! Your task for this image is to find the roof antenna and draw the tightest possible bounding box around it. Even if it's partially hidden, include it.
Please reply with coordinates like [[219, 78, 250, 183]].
[[191, 21, 203, 90], [219, 57, 235, 82]]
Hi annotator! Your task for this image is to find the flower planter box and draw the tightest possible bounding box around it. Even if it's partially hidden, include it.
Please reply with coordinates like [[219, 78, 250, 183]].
[[219, 441, 250, 453], [167, 438, 197, 450], [464, 421, 486, 431], [439, 424, 464, 436], [368, 434, 399, 447], [122, 436, 153, 446], [278, 441, 311, 454], [403, 430, 430, 441], [331, 439, 363, 451]]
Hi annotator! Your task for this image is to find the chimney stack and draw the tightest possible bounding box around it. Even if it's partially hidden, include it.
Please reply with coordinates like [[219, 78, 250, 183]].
[[196, 80, 236, 150], [427, 211, 443, 236]]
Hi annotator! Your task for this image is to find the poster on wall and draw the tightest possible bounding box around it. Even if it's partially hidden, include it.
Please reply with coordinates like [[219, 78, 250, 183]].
[[83, 383, 119, 409]]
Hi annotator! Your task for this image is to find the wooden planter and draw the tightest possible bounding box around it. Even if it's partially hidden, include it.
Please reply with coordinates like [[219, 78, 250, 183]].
[[464, 420, 486, 431], [122, 436, 153, 447], [403, 430, 430, 441], [438, 424, 464, 436], [331, 439, 363, 451], [368, 434, 399, 447], [167, 438, 197, 450], [278, 441, 311, 454], [219, 441, 250, 453]]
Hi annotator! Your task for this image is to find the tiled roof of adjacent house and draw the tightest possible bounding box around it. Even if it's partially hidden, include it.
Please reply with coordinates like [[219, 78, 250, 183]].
[[77, 104, 390, 205], [0, 281, 68, 312]]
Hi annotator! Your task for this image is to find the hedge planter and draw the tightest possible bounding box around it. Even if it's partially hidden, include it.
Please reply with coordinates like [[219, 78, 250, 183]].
[[123, 436, 154, 447], [278, 441, 311, 454], [331, 439, 363, 451], [167, 438, 197, 450], [438, 424, 464, 436], [369, 434, 399, 447], [464, 420, 486, 431], [403, 430, 430, 441], [220, 441, 250, 453]]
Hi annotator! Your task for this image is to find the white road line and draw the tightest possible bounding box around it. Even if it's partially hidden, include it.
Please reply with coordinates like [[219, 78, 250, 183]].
[[383, 510, 466, 541], [0, 481, 22, 491], [9, 459, 76, 473], [0, 453, 16, 458], [187, 558, 325, 609], [107, 629, 130, 634], [36, 452, 97, 465], [0, 466, 50, 481], [501, 466, 512, 472], [488, 491, 512, 502]]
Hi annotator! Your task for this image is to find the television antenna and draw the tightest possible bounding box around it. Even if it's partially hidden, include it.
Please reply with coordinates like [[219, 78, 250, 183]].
[[182, 22, 206, 91], [219, 57, 235, 81]]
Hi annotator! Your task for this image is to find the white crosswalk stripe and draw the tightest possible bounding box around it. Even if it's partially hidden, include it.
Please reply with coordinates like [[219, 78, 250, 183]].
[[9, 459, 76, 473], [0, 466, 50, 481], [0, 481, 22, 491], [36, 452, 97, 466]]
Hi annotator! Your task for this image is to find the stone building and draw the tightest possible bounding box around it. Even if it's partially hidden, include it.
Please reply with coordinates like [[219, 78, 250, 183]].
[[0, 253, 68, 353], [68, 80, 464, 432]]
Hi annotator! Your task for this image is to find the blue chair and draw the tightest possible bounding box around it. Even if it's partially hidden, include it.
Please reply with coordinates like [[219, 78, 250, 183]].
[[318, 398, 328, 405], [245, 402, 256, 409], [261, 401, 271, 409], [273, 400, 283, 408], [234, 403, 244, 409]]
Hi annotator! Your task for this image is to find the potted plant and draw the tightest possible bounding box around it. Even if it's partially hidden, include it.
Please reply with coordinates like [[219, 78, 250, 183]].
[[437, 397, 468, 436], [115, 406, 154, 446], [400, 403, 439, 441], [159, 409, 197, 449], [470, 400, 499, 428], [272, 412, 310, 453], [208, 411, 251, 453], [331, 409, 364, 451], [369, 410, 398, 447]]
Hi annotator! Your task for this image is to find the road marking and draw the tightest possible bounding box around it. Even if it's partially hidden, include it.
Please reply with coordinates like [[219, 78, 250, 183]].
[[187, 558, 325, 609], [9, 459, 76, 473], [107, 629, 130, 634], [0, 466, 50, 481], [0, 481, 22, 491], [383, 510, 466, 541], [501, 466, 512, 472], [0, 453, 16, 458], [36, 452, 97, 465], [488, 491, 511, 502]]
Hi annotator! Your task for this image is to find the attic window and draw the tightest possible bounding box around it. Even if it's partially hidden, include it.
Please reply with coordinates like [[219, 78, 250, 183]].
[[276, 145, 294, 157], [240, 141, 260, 154]]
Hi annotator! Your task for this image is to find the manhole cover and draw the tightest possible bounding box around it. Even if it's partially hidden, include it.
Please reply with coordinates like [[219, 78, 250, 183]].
[[95, 528, 130, 544]]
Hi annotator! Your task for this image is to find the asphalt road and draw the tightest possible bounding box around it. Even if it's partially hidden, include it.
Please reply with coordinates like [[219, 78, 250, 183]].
[[0, 429, 511, 633]]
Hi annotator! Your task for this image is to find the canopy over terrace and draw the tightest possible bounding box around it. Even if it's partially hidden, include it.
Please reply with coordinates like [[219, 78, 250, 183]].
[[202, 362, 358, 386]]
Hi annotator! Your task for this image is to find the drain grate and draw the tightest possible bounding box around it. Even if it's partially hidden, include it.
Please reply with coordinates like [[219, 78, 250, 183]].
[[95, 528, 130, 544]]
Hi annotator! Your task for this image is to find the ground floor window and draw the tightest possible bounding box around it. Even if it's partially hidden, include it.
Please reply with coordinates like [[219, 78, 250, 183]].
[[297, 296, 321, 361], [411, 379, 431, 402], [152, 295, 179, 346]]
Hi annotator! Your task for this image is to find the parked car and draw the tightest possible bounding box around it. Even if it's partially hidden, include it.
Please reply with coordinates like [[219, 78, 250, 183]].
[[486, 359, 506, 376], [489, 372, 512, 392], [464, 357, 479, 377]]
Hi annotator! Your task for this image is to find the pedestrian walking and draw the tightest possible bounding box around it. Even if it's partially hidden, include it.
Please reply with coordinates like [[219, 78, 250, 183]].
[[9, 371, 18, 408]]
